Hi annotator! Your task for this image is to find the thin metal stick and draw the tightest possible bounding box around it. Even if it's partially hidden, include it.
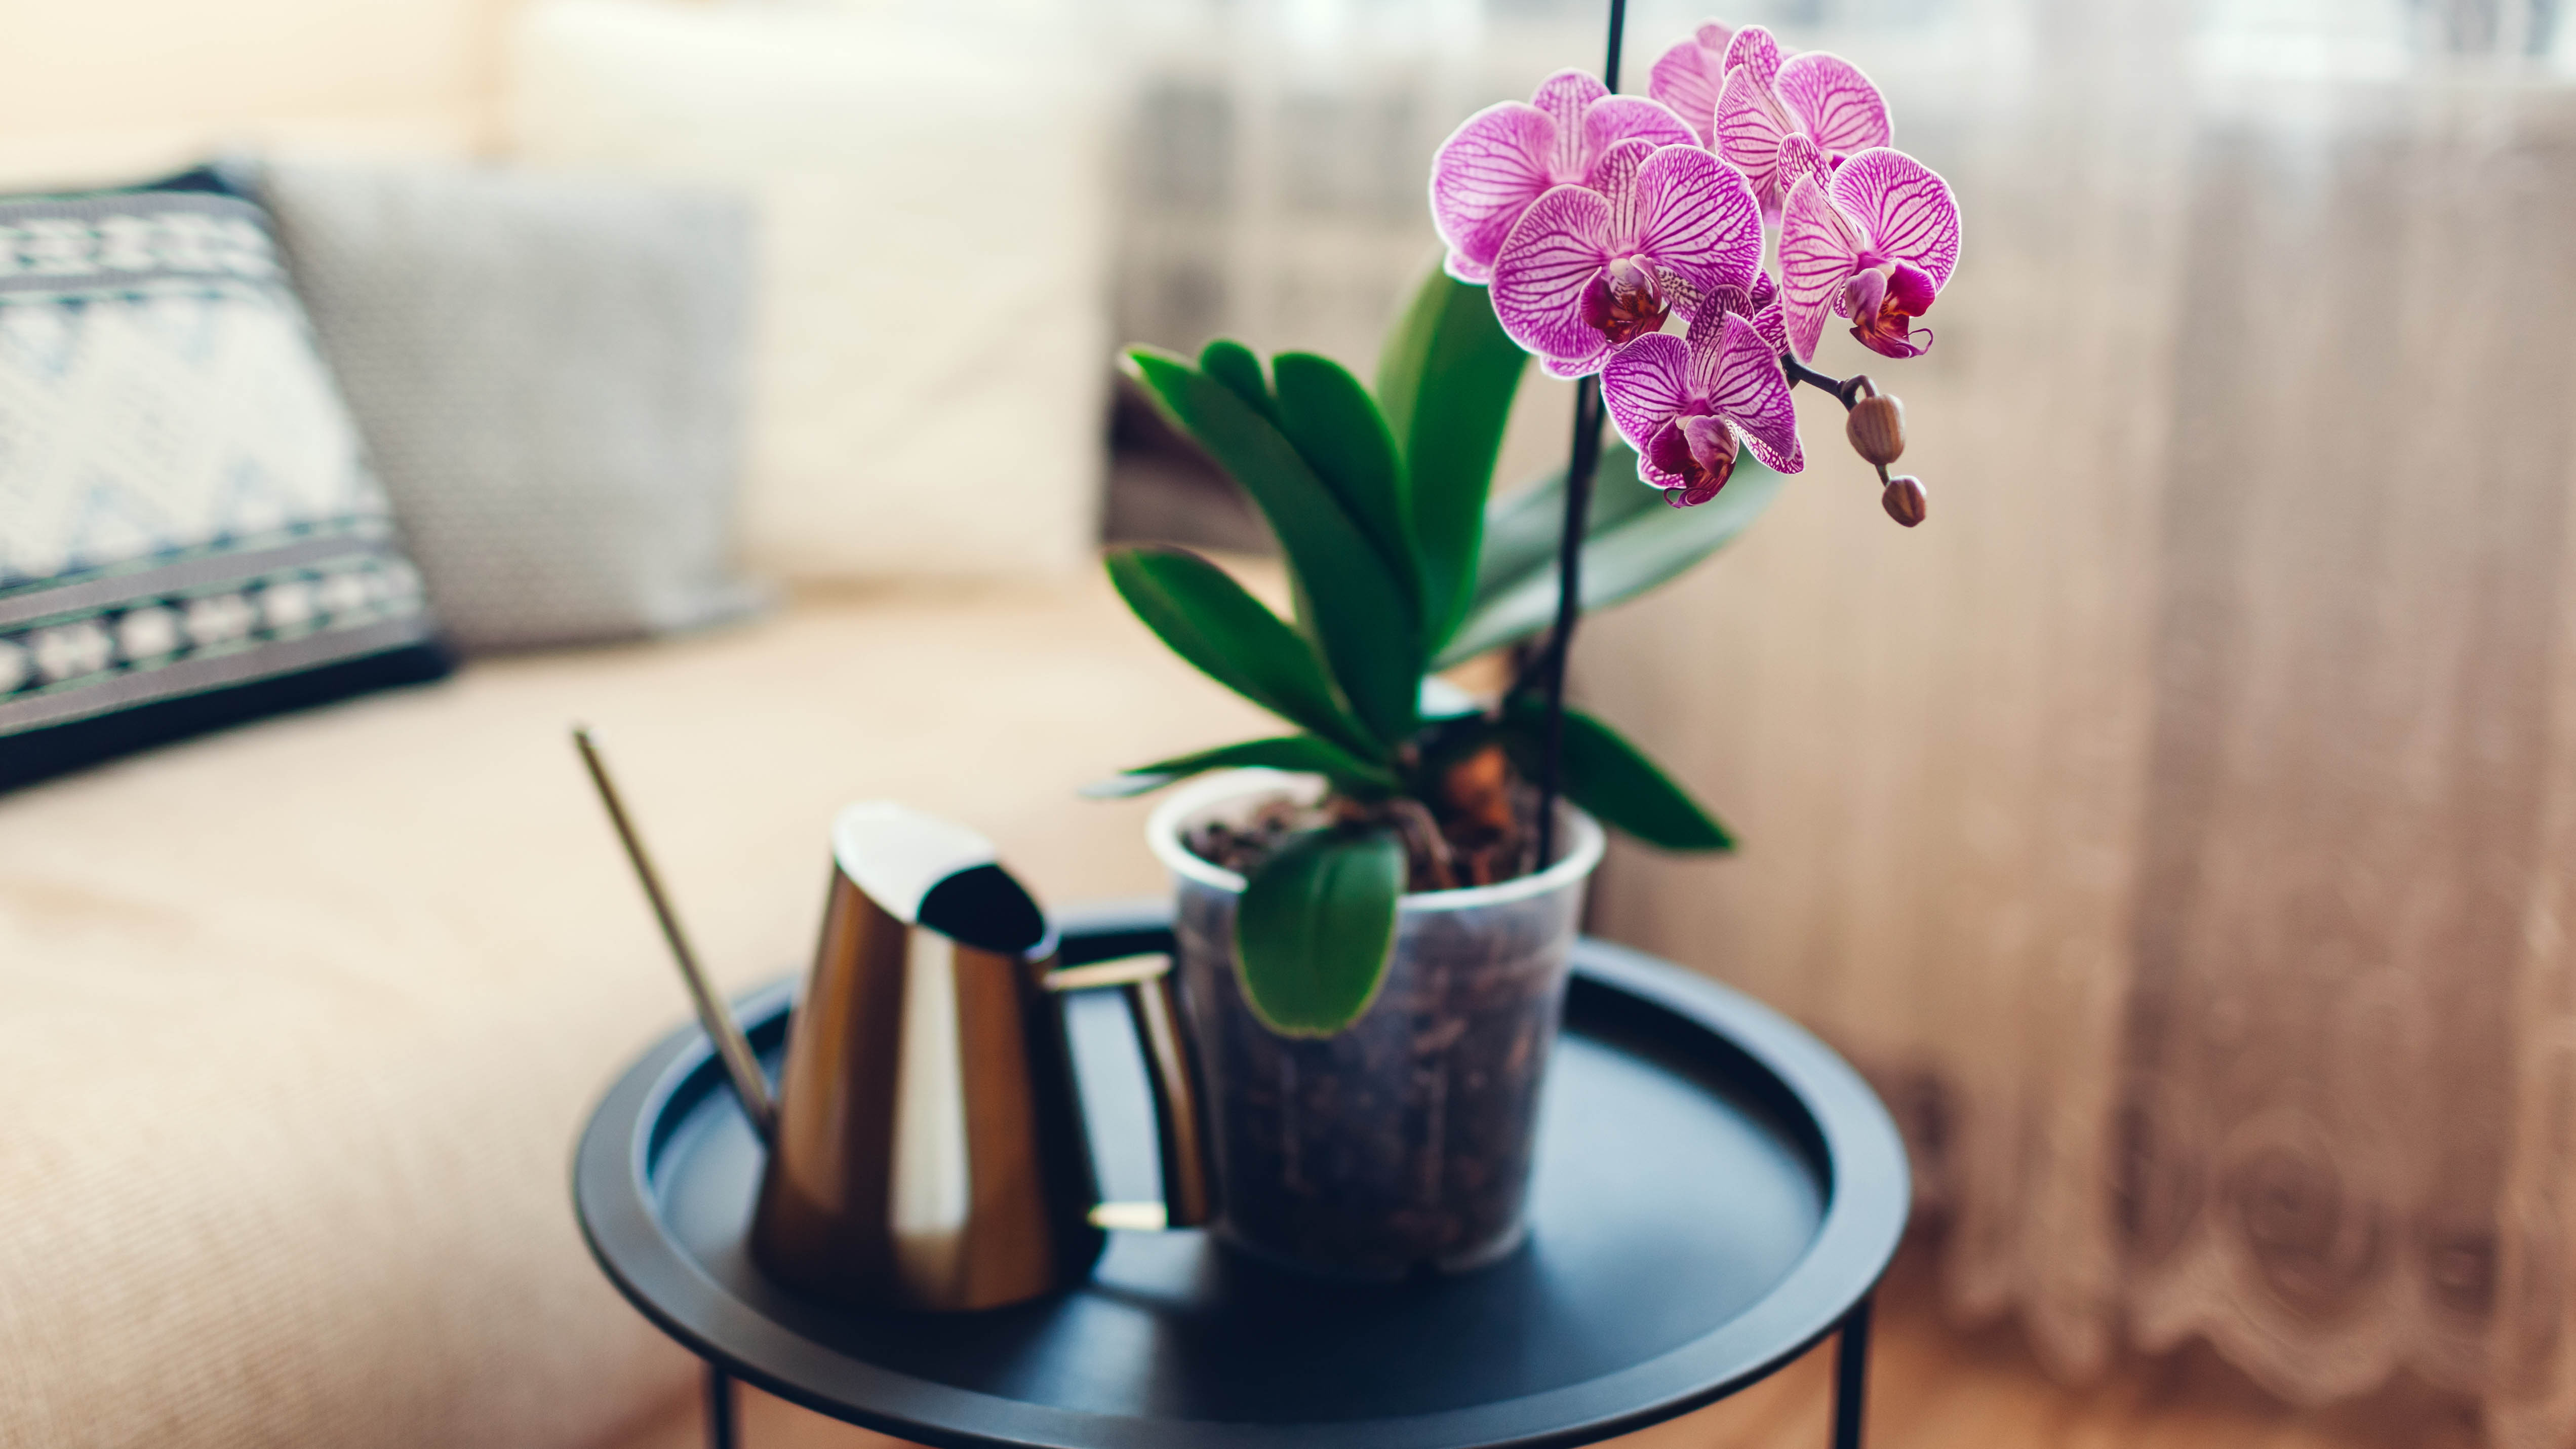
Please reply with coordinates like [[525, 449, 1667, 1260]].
[[1531, 0, 1631, 872], [573, 726, 777, 1145], [1533, 380, 1603, 871]]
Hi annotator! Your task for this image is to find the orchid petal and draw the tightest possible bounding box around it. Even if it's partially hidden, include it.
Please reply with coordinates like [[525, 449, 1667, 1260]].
[[1532, 69, 1611, 180], [1584, 96, 1698, 166], [1778, 175, 1866, 360], [1682, 303, 1731, 394], [1852, 322, 1930, 360], [1749, 268, 1777, 310], [1654, 267, 1708, 319], [1775, 132, 1832, 206], [1600, 333, 1695, 454], [1831, 147, 1961, 290], [1705, 312, 1802, 473], [1714, 66, 1793, 211], [1751, 298, 1790, 354], [1723, 25, 1783, 88], [1886, 258, 1937, 315], [1775, 52, 1892, 158], [1583, 137, 1656, 243], [1540, 347, 1608, 380], [1633, 144, 1763, 297], [1491, 184, 1616, 369], [1648, 32, 1730, 144], [1640, 419, 1693, 489], [1677, 416, 1738, 480], [1843, 267, 1887, 323], [1430, 101, 1558, 282]]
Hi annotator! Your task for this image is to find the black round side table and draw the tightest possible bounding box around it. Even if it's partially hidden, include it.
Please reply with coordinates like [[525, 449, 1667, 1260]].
[[574, 902, 1909, 1449]]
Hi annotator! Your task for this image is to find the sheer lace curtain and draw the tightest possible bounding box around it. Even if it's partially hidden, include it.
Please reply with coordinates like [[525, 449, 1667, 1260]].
[[1118, 0, 2576, 1441], [1577, 5, 2576, 1446]]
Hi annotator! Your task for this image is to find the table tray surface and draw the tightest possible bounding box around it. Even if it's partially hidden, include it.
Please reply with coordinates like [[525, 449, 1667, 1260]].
[[575, 902, 1908, 1449]]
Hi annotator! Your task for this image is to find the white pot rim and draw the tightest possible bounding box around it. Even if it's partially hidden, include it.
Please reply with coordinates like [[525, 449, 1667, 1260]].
[[1144, 768, 1606, 912]]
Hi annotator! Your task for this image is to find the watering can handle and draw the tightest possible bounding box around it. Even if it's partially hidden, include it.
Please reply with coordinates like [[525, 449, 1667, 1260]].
[[1042, 955, 1215, 1231]]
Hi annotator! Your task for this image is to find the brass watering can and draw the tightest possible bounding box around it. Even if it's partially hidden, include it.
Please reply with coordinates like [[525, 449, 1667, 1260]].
[[747, 802, 1215, 1312]]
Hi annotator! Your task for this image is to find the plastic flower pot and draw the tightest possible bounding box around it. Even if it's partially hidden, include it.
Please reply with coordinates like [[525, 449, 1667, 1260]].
[[1146, 770, 1606, 1280]]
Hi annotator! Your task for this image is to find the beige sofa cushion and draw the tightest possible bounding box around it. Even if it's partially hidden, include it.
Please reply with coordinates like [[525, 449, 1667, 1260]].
[[509, 0, 1114, 588], [0, 575, 1264, 1449]]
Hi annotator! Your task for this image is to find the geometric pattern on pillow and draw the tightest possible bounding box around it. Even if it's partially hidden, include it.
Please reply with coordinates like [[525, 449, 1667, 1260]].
[[0, 184, 444, 779]]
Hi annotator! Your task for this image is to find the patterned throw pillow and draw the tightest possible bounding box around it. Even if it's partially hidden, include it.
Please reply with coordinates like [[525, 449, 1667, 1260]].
[[0, 172, 448, 791]]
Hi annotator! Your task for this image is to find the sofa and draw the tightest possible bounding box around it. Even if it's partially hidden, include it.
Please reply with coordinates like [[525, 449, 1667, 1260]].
[[0, 573, 1272, 1448], [0, 0, 1248, 1435]]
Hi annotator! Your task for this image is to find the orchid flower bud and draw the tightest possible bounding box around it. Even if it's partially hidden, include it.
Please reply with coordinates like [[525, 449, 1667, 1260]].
[[1882, 475, 1927, 528], [1845, 393, 1905, 466]]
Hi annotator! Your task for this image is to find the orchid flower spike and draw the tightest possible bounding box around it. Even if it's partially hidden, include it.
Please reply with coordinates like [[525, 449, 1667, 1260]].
[[1489, 139, 1763, 379], [1779, 142, 1961, 361], [1430, 70, 1698, 286], [1647, 21, 1737, 147], [1713, 25, 1892, 218], [1601, 307, 1804, 506]]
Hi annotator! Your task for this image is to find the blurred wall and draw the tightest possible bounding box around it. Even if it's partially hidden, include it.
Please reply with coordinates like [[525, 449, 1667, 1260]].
[[0, 0, 525, 186]]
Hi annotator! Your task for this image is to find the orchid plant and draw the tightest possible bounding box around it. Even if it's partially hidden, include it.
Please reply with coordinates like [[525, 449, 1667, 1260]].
[[1096, 12, 1960, 1036]]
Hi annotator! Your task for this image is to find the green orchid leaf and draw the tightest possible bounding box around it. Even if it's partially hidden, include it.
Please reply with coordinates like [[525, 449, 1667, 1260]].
[[1233, 827, 1405, 1036], [1199, 338, 1276, 420], [1501, 696, 1732, 852], [1103, 546, 1379, 760], [1417, 675, 1483, 723], [1082, 734, 1401, 800], [1434, 452, 1787, 671], [1375, 265, 1528, 653], [1472, 439, 1656, 603], [1271, 351, 1415, 602], [1124, 348, 1420, 744]]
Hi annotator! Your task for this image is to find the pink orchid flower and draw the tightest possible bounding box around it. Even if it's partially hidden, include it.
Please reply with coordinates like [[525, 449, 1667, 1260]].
[[1429, 70, 1699, 285], [1489, 138, 1763, 379], [1646, 21, 1736, 147], [1712, 25, 1892, 217], [1778, 142, 1961, 361], [1601, 308, 1804, 506]]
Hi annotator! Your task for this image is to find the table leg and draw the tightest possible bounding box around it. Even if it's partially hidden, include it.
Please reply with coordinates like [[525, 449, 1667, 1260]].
[[1829, 1295, 1873, 1449], [705, 1361, 739, 1449]]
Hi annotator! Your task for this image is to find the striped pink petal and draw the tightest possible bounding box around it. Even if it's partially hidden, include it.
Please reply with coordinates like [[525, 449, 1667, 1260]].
[[1778, 175, 1867, 360], [1584, 95, 1699, 164], [1714, 66, 1795, 213], [1775, 52, 1892, 158], [1539, 348, 1610, 381], [1583, 138, 1654, 243], [1647, 23, 1734, 145], [1750, 297, 1789, 355], [1775, 133, 1832, 207], [1681, 304, 1731, 395], [1600, 332, 1695, 458], [1703, 312, 1802, 472], [1429, 101, 1559, 283], [1633, 144, 1763, 299], [1831, 147, 1960, 288], [1724, 25, 1783, 88], [1490, 184, 1617, 373], [1531, 70, 1611, 180]]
